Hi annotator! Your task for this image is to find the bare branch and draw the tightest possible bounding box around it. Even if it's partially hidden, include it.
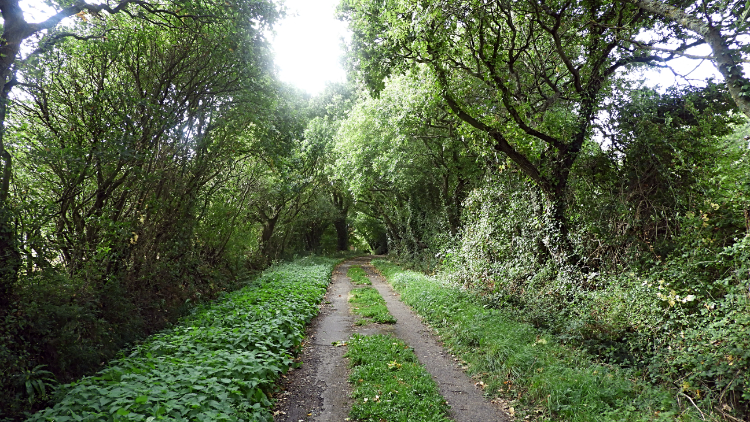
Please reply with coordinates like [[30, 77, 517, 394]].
[[30, 30, 115, 58], [26, 0, 207, 36], [621, 0, 750, 117]]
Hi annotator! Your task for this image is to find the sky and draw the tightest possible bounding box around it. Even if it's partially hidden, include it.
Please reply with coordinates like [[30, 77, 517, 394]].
[[17, 0, 734, 96], [270, 0, 350, 95], [635, 35, 723, 91], [267, 0, 726, 95]]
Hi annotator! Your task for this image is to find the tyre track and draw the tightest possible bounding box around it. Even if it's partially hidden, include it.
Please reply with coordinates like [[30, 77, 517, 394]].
[[273, 256, 510, 422]]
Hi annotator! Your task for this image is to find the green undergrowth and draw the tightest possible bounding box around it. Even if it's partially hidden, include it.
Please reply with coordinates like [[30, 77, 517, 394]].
[[345, 334, 451, 422], [28, 256, 338, 422], [349, 287, 396, 325], [373, 260, 704, 422], [347, 265, 372, 285]]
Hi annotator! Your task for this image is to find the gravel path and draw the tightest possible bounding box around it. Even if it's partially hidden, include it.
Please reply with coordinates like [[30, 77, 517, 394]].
[[273, 256, 510, 422]]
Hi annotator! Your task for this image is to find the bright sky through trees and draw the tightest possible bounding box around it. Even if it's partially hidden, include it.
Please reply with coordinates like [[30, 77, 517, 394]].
[[642, 45, 723, 90], [16, 0, 729, 96], [271, 0, 349, 94], [18, 0, 348, 95]]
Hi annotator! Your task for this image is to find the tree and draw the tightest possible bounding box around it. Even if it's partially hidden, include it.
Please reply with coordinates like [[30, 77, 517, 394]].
[[572, 82, 742, 265], [245, 85, 331, 261], [334, 72, 481, 257], [0, 3, 281, 415], [622, 0, 750, 118], [0, 0, 280, 312], [10, 1, 278, 277], [304, 83, 360, 252], [304, 116, 353, 251], [340, 0, 677, 264]]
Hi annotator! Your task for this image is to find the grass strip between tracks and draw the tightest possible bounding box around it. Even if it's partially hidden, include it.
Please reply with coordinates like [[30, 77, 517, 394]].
[[347, 265, 372, 285], [346, 333, 451, 422], [349, 287, 397, 325], [28, 256, 338, 422], [372, 260, 705, 422]]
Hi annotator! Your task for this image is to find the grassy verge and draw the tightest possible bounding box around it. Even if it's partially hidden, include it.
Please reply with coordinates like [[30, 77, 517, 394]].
[[345, 334, 451, 422], [347, 265, 372, 285], [373, 260, 705, 422], [28, 256, 338, 422], [349, 287, 397, 325]]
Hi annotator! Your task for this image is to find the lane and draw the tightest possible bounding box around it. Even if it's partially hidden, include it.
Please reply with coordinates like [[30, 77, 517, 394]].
[[360, 258, 511, 422], [273, 261, 355, 422], [275, 256, 509, 422]]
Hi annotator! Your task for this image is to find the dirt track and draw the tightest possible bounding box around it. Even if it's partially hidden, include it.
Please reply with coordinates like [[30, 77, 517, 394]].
[[273, 256, 510, 422]]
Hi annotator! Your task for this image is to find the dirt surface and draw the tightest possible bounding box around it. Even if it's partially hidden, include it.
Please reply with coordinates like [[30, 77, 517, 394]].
[[273, 260, 356, 422], [273, 256, 510, 422]]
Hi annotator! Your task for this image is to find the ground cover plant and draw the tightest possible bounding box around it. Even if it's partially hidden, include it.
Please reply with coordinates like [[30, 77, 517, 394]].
[[346, 333, 451, 422], [349, 287, 397, 325], [348, 265, 372, 285], [373, 260, 707, 422], [331, 4, 750, 418], [5, 0, 750, 420], [26, 257, 337, 422]]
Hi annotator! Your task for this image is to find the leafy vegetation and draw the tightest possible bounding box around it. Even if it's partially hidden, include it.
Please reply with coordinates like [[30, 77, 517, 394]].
[[349, 287, 396, 325], [333, 71, 479, 267], [373, 260, 702, 421], [2, 0, 750, 419], [26, 257, 336, 422], [330, 1, 750, 418], [347, 265, 372, 285], [1, 3, 354, 418], [346, 334, 451, 422]]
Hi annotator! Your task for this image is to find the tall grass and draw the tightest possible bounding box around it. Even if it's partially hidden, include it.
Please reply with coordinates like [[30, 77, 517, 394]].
[[374, 260, 705, 421]]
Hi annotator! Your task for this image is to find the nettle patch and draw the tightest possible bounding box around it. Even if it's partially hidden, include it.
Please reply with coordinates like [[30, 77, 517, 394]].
[[28, 257, 337, 422]]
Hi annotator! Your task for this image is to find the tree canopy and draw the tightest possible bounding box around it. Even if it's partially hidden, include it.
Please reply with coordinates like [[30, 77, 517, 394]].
[[2, 0, 750, 419]]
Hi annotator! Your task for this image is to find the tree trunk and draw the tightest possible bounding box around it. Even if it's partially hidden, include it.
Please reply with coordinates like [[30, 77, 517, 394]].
[[304, 222, 325, 252], [330, 189, 350, 251], [0, 206, 20, 312], [537, 150, 582, 268], [543, 193, 578, 266], [630, 0, 750, 119], [333, 217, 348, 251], [0, 4, 36, 310], [259, 215, 278, 259], [0, 95, 19, 313]]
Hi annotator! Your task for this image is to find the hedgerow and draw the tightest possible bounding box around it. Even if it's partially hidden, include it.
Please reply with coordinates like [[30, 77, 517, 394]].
[[27, 257, 337, 422], [373, 260, 704, 422]]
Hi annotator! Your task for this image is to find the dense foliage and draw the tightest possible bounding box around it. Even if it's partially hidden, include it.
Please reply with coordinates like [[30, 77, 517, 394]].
[[2, 0, 750, 419], [341, 79, 749, 419], [26, 257, 336, 422], [374, 260, 694, 421], [334, 71, 481, 266], [331, 0, 750, 419], [0, 2, 351, 419]]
